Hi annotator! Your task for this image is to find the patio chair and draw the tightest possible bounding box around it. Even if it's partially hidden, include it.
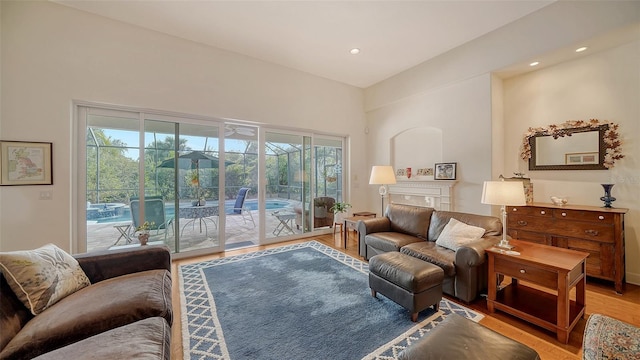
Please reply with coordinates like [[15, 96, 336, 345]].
[[130, 196, 174, 241], [228, 188, 255, 228]]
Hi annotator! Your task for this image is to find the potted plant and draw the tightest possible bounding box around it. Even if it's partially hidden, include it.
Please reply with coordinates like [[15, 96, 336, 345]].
[[134, 221, 155, 245], [330, 202, 352, 224]]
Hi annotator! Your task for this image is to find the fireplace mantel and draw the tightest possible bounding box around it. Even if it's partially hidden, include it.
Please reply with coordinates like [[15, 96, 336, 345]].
[[388, 180, 457, 211]]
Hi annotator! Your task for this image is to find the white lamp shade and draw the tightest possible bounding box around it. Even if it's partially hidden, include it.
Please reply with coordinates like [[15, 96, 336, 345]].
[[481, 181, 526, 206], [369, 166, 396, 185]]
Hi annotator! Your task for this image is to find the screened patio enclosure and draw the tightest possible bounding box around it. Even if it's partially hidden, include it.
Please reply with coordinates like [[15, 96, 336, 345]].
[[81, 106, 345, 255]]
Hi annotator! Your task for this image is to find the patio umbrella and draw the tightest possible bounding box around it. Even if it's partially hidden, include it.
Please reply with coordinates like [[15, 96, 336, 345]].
[[156, 151, 227, 170], [157, 151, 231, 201]]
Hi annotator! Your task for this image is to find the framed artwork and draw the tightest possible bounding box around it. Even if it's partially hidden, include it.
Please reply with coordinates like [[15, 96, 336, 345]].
[[0, 141, 53, 185], [565, 152, 598, 165], [434, 162, 456, 180], [416, 168, 434, 176]]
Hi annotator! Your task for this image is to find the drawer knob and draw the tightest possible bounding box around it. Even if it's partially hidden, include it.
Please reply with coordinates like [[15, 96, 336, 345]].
[[561, 212, 567, 217], [540, 210, 546, 215], [599, 215, 605, 220], [585, 229, 599, 236], [512, 208, 518, 212], [517, 220, 528, 226], [520, 269, 526, 274]]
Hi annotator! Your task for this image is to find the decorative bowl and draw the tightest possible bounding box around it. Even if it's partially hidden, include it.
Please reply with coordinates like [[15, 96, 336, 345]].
[[550, 196, 568, 206]]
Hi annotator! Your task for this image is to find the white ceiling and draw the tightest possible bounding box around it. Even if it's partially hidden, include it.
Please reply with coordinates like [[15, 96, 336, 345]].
[[54, 1, 555, 88]]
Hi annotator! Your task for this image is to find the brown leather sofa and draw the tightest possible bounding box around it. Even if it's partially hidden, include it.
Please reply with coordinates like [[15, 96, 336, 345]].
[[294, 196, 335, 230], [398, 313, 540, 359], [358, 203, 502, 302], [0, 246, 172, 360]]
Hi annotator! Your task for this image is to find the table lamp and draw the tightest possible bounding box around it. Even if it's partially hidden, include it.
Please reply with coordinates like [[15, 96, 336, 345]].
[[481, 180, 527, 249], [369, 165, 396, 216]]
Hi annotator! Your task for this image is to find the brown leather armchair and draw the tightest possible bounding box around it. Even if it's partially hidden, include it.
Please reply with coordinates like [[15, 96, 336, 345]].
[[294, 197, 335, 230]]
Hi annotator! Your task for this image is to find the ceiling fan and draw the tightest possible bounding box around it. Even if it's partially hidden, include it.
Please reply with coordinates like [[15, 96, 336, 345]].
[[224, 125, 256, 137]]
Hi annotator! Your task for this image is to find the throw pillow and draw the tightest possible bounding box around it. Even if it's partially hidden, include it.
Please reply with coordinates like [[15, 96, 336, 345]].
[[0, 244, 91, 315], [435, 218, 486, 251]]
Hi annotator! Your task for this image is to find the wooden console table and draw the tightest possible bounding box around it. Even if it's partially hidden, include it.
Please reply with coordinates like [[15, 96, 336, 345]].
[[507, 203, 627, 293], [487, 240, 589, 344]]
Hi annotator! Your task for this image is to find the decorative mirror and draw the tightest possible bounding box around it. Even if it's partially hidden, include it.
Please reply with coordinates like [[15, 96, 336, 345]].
[[521, 119, 623, 171]]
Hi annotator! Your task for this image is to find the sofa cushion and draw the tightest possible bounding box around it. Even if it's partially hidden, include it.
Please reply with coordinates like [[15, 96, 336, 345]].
[[366, 232, 422, 253], [0, 244, 91, 315], [387, 204, 434, 239], [435, 218, 486, 251], [0, 269, 172, 360], [401, 242, 456, 277], [32, 317, 171, 360], [428, 211, 502, 241]]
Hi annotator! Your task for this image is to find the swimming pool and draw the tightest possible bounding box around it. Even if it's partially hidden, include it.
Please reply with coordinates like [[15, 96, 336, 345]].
[[92, 199, 293, 223]]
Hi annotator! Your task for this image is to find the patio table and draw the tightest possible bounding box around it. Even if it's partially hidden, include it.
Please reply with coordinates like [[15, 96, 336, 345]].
[[272, 211, 296, 236], [179, 204, 219, 236], [113, 224, 133, 246]]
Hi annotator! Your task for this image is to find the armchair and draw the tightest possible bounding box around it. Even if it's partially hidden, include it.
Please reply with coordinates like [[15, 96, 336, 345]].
[[294, 197, 335, 230]]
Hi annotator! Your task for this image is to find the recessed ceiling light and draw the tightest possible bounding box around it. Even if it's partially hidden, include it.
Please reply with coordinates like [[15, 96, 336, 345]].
[[349, 48, 360, 55], [529, 61, 540, 67], [576, 47, 588, 53]]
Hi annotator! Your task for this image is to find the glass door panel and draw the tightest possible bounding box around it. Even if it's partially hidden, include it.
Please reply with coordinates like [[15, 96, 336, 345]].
[[144, 119, 221, 253], [85, 112, 141, 252], [224, 124, 259, 250], [264, 132, 306, 240]]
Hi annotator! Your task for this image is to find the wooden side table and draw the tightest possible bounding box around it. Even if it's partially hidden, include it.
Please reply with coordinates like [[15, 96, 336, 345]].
[[486, 239, 589, 344], [342, 215, 375, 251]]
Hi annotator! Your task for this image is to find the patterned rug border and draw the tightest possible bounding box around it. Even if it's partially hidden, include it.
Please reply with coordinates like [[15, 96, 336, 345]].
[[179, 240, 483, 359]]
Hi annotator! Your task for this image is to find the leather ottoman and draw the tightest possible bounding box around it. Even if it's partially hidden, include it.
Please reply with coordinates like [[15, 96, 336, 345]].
[[369, 252, 443, 322], [398, 313, 541, 360]]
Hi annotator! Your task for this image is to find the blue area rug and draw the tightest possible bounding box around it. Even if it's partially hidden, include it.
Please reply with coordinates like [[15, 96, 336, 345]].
[[179, 241, 483, 359]]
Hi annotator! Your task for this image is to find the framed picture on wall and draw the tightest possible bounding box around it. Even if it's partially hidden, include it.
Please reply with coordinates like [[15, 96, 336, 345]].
[[0, 140, 53, 185], [434, 162, 456, 180]]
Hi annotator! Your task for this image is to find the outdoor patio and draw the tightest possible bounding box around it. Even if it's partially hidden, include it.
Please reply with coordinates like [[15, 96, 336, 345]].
[[86, 207, 308, 253]]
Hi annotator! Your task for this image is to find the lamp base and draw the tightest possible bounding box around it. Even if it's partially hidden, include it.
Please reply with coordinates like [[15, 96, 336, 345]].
[[496, 240, 515, 250]]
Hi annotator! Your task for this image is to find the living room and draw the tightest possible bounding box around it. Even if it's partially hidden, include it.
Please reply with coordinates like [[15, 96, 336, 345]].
[[1, 1, 639, 359]]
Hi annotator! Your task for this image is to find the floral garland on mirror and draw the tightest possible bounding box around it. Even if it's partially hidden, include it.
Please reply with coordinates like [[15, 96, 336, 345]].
[[520, 119, 624, 168]]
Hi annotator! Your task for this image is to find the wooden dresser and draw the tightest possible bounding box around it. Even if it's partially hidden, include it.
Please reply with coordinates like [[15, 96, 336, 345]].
[[506, 203, 628, 293]]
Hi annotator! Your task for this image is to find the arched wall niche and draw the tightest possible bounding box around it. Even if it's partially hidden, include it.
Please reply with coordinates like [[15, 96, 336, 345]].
[[390, 127, 443, 172]]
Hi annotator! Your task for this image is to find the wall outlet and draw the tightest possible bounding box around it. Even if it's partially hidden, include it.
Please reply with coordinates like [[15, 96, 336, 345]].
[[39, 191, 52, 200]]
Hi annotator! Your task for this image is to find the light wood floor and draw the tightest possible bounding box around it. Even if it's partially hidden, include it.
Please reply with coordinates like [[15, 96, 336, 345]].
[[171, 232, 640, 360]]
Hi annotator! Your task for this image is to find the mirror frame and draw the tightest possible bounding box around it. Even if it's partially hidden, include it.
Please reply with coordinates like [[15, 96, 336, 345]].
[[529, 124, 608, 171]]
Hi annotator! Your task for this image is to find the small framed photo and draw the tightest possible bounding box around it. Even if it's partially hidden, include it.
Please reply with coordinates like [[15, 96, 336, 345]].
[[416, 168, 434, 177], [434, 162, 456, 180], [0, 141, 53, 185]]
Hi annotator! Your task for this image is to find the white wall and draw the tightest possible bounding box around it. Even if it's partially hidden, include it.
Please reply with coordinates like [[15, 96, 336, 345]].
[[366, 74, 493, 215], [502, 40, 640, 285], [0, 1, 366, 252]]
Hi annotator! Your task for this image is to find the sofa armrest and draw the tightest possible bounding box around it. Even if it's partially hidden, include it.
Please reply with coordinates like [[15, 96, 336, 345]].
[[455, 236, 500, 267], [75, 245, 171, 283], [357, 217, 391, 257], [357, 217, 391, 235]]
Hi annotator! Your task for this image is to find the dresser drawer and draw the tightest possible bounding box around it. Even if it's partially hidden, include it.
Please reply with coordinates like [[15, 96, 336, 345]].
[[552, 209, 615, 224], [551, 222, 614, 243], [508, 229, 549, 245], [508, 215, 550, 233], [494, 256, 557, 289], [508, 206, 553, 218]]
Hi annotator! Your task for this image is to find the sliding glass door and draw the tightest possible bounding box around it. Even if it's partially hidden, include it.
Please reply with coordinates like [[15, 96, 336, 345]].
[[80, 104, 346, 255], [83, 107, 222, 254]]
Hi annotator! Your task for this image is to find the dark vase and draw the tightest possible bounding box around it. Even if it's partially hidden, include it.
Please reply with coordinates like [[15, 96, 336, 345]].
[[600, 184, 616, 208]]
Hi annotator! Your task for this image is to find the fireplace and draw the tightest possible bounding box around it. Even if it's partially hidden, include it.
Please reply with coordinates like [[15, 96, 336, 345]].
[[388, 180, 456, 211]]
